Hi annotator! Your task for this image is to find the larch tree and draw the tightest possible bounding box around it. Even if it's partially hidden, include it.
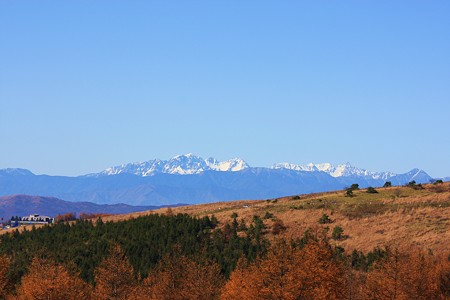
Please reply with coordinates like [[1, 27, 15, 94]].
[[221, 239, 349, 300], [134, 249, 224, 300], [401, 249, 442, 299], [365, 246, 449, 300], [364, 247, 404, 300], [288, 240, 348, 300], [94, 244, 136, 300], [220, 258, 257, 300], [182, 259, 224, 299], [15, 256, 91, 300], [138, 252, 191, 300], [0, 254, 10, 299]]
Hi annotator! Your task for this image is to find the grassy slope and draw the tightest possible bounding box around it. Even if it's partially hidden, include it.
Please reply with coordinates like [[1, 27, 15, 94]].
[[103, 182, 450, 254], [3, 183, 449, 255]]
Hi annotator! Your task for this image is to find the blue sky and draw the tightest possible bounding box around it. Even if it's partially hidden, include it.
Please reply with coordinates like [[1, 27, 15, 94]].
[[1, 1, 449, 177]]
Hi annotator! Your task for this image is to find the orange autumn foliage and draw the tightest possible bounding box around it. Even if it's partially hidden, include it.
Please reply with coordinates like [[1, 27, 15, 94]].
[[0, 254, 10, 298], [220, 258, 257, 300], [132, 250, 224, 300], [93, 244, 136, 300], [15, 257, 91, 300], [364, 247, 450, 300], [221, 239, 348, 300]]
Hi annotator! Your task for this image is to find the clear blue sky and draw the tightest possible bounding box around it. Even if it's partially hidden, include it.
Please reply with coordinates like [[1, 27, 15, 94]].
[[1, 1, 449, 177]]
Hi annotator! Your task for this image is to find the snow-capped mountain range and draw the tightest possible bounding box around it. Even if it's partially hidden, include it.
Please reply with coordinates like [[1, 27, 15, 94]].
[[272, 162, 396, 180], [93, 153, 409, 182], [96, 153, 249, 176], [0, 154, 442, 206]]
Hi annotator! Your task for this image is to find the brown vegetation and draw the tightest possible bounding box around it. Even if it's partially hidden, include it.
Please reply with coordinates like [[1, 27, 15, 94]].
[[93, 244, 136, 300], [0, 254, 10, 298], [101, 182, 450, 255], [132, 249, 224, 300], [364, 247, 450, 299], [222, 237, 450, 300], [15, 257, 91, 300], [55, 212, 77, 223], [222, 239, 348, 300], [1, 183, 449, 299], [4, 237, 449, 299], [78, 212, 112, 220]]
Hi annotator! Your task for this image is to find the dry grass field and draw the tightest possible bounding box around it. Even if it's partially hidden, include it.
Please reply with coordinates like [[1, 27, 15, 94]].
[[2, 182, 449, 255], [103, 182, 450, 254], [0, 224, 45, 235]]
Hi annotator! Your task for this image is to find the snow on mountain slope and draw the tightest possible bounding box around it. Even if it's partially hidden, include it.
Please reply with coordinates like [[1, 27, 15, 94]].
[[95, 154, 250, 177], [0, 158, 436, 206], [92, 154, 429, 186], [273, 162, 397, 180]]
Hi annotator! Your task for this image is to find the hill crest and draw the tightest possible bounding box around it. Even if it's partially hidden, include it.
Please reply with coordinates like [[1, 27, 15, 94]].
[[0, 194, 165, 220]]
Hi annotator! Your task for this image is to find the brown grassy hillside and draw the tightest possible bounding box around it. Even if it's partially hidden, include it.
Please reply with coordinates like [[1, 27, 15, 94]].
[[103, 182, 450, 254]]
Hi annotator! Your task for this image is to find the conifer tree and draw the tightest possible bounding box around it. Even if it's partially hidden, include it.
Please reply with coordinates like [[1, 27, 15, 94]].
[[94, 244, 136, 300], [15, 257, 91, 300], [365, 247, 447, 299], [137, 248, 224, 300], [0, 254, 10, 299], [222, 238, 348, 300], [220, 258, 255, 300]]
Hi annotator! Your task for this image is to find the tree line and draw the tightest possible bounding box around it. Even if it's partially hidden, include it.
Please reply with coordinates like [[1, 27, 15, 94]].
[[0, 212, 449, 299]]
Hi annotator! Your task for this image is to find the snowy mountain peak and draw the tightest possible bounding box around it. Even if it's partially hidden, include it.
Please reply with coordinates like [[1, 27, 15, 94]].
[[96, 154, 250, 176], [211, 158, 250, 172], [272, 162, 397, 180], [94, 156, 428, 184]]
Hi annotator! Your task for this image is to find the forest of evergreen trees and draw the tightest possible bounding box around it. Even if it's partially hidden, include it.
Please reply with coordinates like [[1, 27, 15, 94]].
[[0, 212, 449, 299]]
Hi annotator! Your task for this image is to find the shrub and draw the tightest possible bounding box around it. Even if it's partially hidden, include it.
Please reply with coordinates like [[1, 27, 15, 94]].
[[407, 180, 417, 187], [318, 214, 332, 224], [264, 212, 274, 220], [332, 226, 344, 240], [271, 219, 287, 235], [350, 183, 360, 190], [383, 181, 392, 188], [367, 187, 378, 194], [407, 180, 424, 190], [414, 184, 424, 190], [434, 179, 444, 185], [345, 188, 354, 197], [55, 213, 77, 223]]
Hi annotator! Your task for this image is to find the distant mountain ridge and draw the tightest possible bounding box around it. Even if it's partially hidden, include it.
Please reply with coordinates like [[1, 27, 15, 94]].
[[0, 154, 440, 206], [90, 154, 430, 183], [0, 194, 174, 220]]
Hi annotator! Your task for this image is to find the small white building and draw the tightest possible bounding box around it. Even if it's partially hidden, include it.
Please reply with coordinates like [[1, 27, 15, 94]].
[[19, 214, 54, 224]]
